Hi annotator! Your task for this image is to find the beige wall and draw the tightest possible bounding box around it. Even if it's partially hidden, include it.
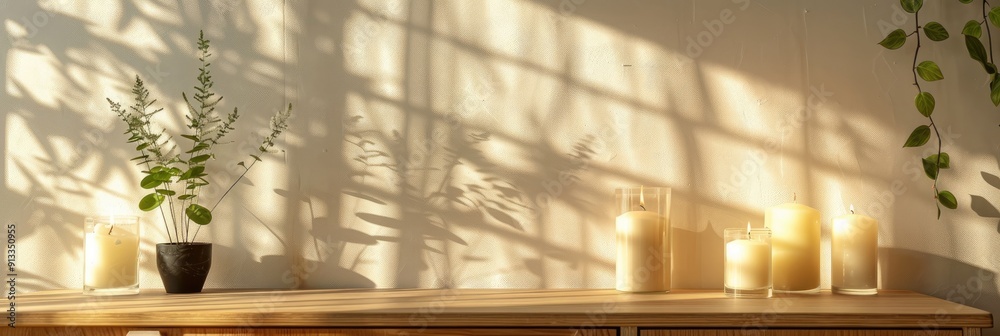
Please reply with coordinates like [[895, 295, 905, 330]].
[[4, 0, 999, 332]]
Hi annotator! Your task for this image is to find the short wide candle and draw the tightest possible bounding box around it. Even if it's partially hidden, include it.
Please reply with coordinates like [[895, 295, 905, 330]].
[[764, 201, 820, 293], [84, 215, 140, 295], [724, 225, 772, 298], [832, 206, 878, 295]]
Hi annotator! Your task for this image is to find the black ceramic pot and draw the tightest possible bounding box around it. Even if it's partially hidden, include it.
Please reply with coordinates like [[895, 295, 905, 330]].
[[155, 242, 212, 294]]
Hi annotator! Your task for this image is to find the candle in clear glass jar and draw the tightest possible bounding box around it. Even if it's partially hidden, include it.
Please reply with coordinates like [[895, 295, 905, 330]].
[[84, 215, 140, 295], [724, 224, 772, 298], [615, 187, 670, 292]]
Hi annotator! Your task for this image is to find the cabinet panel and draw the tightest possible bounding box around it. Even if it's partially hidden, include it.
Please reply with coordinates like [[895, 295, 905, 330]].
[[641, 330, 963, 336], [9, 328, 618, 336]]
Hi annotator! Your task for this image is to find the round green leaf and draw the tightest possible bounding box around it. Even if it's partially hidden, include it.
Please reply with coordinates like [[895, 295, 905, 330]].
[[139, 193, 165, 212], [960, 0, 974, 4], [915, 92, 935, 117], [903, 125, 931, 147], [990, 7, 1000, 28], [962, 20, 982, 38], [879, 29, 908, 50], [140, 174, 162, 189], [923, 22, 949, 41], [901, 0, 923, 13], [186, 204, 213, 225], [938, 190, 958, 209], [916, 61, 944, 81]]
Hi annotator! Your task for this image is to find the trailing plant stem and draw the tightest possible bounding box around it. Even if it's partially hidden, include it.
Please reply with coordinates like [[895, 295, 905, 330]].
[[910, 10, 944, 204]]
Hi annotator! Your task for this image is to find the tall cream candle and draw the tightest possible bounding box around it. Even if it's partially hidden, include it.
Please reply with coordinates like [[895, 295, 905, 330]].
[[764, 200, 820, 293], [832, 205, 878, 295]]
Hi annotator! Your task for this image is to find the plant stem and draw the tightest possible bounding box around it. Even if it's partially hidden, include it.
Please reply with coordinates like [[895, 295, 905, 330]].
[[910, 10, 945, 204], [191, 159, 258, 242], [987, 0, 995, 64]]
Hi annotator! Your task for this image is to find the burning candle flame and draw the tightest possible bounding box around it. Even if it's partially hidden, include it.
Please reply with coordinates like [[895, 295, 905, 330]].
[[638, 186, 646, 211]]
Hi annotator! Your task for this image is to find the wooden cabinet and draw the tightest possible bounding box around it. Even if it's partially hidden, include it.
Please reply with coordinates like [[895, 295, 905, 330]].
[[10, 289, 992, 336]]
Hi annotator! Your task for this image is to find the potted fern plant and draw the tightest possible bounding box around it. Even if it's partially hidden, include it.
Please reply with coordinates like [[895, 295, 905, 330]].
[[107, 31, 292, 293]]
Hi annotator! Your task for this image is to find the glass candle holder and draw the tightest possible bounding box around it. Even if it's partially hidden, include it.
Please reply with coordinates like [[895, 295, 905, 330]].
[[724, 227, 772, 298], [831, 208, 879, 295], [615, 187, 670, 293], [84, 215, 140, 295]]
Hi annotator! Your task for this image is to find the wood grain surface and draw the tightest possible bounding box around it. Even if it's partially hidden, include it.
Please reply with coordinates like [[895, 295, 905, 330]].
[[641, 330, 962, 336], [14, 289, 993, 329], [3, 327, 617, 336]]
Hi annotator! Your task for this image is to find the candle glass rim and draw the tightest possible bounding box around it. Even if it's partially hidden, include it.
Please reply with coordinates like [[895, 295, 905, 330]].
[[87, 215, 140, 223], [614, 186, 671, 193]]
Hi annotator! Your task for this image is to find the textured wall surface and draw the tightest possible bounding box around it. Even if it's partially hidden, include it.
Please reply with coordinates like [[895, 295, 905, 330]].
[[4, 0, 1000, 333]]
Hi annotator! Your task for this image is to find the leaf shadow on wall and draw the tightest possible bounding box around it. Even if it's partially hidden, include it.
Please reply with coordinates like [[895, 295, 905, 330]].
[[334, 111, 610, 287], [971, 172, 1000, 234], [880, 247, 999, 329]]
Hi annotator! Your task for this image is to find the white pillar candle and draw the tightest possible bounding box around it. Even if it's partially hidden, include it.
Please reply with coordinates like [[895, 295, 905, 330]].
[[764, 201, 820, 293], [615, 210, 668, 292], [832, 205, 878, 295], [725, 227, 771, 290], [85, 216, 140, 289]]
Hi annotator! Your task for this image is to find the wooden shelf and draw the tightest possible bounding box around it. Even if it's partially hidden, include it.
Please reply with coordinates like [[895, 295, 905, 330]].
[[13, 289, 993, 335]]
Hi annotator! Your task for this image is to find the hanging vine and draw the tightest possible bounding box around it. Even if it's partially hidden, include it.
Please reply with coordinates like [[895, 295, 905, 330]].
[[879, 0, 958, 218]]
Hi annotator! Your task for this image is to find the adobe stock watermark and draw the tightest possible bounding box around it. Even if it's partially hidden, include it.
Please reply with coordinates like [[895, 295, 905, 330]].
[[685, 0, 751, 59], [876, 3, 911, 38], [717, 84, 835, 198]]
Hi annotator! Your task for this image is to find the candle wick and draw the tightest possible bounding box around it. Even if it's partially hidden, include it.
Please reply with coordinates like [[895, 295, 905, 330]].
[[850, 209, 855, 214], [793, 192, 797, 202], [639, 204, 646, 211], [108, 225, 114, 235]]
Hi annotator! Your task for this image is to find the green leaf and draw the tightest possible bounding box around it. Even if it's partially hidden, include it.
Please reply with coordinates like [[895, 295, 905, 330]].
[[901, 0, 922, 13], [916, 61, 944, 81], [990, 7, 1000, 28], [190, 154, 211, 164], [136, 143, 149, 151], [960, 0, 974, 4], [185, 204, 213, 225], [992, 74, 1000, 106], [186, 143, 209, 153], [915, 92, 935, 117], [926, 152, 951, 169], [168, 167, 183, 176], [963, 20, 982, 38], [879, 29, 908, 50], [923, 22, 949, 41], [938, 190, 958, 209], [180, 166, 206, 180], [130, 155, 149, 162], [903, 125, 931, 147], [155, 188, 176, 196], [150, 166, 166, 173], [921, 157, 940, 179], [152, 171, 173, 182], [140, 174, 162, 189], [966, 35, 989, 64], [250, 154, 262, 162], [181, 134, 200, 142], [178, 194, 197, 200], [138, 193, 165, 212]]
